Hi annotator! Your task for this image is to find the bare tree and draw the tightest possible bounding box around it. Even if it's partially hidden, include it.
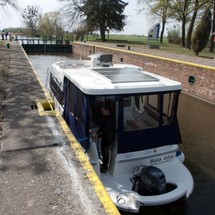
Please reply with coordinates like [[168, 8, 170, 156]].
[[58, 0, 83, 25], [168, 0, 194, 48], [0, 0, 18, 10], [38, 12, 65, 37], [138, 0, 171, 43], [21, 6, 40, 36]]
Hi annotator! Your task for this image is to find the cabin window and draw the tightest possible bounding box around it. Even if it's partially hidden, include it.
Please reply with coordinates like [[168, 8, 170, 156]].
[[63, 78, 91, 147], [162, 92, 178, 125], [123, 94, 160, 130], [67, 84, 84, 123], [50, 74, 64, 105], [123, 92, 179, 131], [76, 90, 84, 123], [68, 84, 76, 114], [118, 91, 181, 154]]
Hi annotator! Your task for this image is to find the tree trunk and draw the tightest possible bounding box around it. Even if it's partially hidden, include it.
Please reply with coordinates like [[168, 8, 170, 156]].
[[181, 0, 190, 48], [186, 9, 198, 49], [181, 16, 186, 47], [100, 25, 106, 42], [210, 0, 215, 52], [160, 20, 166, 43]]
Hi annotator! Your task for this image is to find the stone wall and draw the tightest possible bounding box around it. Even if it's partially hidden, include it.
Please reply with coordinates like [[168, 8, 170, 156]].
[[73, 42, 215, 103]]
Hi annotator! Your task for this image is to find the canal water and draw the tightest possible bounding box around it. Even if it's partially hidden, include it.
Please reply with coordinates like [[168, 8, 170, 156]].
[[28, 54, 215, 215]]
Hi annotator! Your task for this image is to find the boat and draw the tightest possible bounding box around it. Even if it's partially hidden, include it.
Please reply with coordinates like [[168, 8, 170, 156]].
[[46, 53, 194, 213]]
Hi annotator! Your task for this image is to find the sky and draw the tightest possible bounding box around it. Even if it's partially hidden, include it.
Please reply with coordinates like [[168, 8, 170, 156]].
[[0, 0, 158, 36]]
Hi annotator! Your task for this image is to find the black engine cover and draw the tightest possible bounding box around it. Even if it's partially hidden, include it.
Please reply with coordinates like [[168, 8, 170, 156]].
[[132, 166, 166, 195]]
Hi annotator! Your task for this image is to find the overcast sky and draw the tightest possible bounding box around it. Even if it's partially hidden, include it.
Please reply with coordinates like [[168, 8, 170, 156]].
[[0, 0, 157, 36]]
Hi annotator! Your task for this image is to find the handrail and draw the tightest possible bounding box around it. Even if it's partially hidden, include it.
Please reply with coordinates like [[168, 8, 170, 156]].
[[17, 38, 71, 45]]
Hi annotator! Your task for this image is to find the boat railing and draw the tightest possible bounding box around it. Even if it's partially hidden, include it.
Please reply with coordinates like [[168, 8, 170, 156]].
[[45, 66, 63, 90], [55, 60, 92, 69], [56, 60, 68, 69], [45, 68, 50, 89]]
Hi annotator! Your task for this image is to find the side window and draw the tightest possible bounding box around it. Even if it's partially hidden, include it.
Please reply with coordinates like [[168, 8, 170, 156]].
[[76, 90, 84, 123], [122, 92, 179, 131], [162, 92, 177, 125], [146, 94, 160, 112], [68, 84, 84, 124], [68, 83, 75, 114], [123, 95, 160, 131], [50, 74, 64, 105]]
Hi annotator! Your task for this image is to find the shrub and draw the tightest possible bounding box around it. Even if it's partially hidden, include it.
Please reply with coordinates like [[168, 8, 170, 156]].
[[167, 29, 181, 44]]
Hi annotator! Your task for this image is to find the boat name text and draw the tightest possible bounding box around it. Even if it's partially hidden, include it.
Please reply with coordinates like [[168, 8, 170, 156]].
[[150, 154, 174, 165]]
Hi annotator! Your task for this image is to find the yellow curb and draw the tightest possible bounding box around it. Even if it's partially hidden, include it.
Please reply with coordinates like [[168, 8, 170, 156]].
[[56, 112, 120, 215]]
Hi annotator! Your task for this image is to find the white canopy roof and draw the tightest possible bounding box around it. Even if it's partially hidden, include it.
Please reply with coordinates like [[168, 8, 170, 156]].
[[50, 61, 181, 95]]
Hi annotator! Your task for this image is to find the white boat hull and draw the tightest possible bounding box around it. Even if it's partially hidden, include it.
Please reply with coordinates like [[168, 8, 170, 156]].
[[87, 140, 193, 213], [101, 158, 193, 213]]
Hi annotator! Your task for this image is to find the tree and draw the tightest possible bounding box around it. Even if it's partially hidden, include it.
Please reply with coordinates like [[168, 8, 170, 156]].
[[186, 0, 211, 50], [138, 0, 171, 43], [138, 0, 212, 48], [192, 8, 212, 56], [0, 0, 18, 23], [0, 0, 18, 10], [70, 21, 88, 41], [168, 0, 212, 48], [38, 12, 65, 38], [21, 6, 40, 36], [168, 0, 193, 48], [59, 0, 128, 41]]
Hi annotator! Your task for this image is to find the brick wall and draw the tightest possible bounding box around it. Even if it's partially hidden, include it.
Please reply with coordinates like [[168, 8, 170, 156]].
[[73, 42, 215, 103]]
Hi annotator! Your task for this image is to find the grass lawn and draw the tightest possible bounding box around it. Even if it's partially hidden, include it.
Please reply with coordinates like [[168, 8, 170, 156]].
[[84, 34, 214, 59]]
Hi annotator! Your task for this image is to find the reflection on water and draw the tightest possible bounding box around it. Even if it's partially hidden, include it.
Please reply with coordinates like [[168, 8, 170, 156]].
[[29, 54, 215, 215], [178, 93, 215, 215]]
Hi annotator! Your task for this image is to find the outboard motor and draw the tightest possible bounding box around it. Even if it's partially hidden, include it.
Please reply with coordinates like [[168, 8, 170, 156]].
[[132, 166, 166, 195]]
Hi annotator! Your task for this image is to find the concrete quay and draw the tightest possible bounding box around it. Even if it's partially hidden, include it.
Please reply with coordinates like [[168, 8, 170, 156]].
[[0, 41, 118, 215]]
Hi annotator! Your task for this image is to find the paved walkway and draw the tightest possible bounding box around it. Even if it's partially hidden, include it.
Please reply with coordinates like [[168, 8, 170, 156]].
[[0, 41, 114, 215]]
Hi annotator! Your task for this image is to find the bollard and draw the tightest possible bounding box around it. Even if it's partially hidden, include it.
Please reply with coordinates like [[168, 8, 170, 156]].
[[128, 45, 130, 50], [6, 43, 10, 49]]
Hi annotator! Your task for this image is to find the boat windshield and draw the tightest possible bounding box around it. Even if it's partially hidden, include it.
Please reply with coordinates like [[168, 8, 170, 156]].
[[118, 91, 181, 153], [87, 91, 181, 153], [123, 92, 177, 130]]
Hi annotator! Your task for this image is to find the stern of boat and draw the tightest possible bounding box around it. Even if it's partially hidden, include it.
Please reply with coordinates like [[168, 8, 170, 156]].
[[100, 145, 194, 213]]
